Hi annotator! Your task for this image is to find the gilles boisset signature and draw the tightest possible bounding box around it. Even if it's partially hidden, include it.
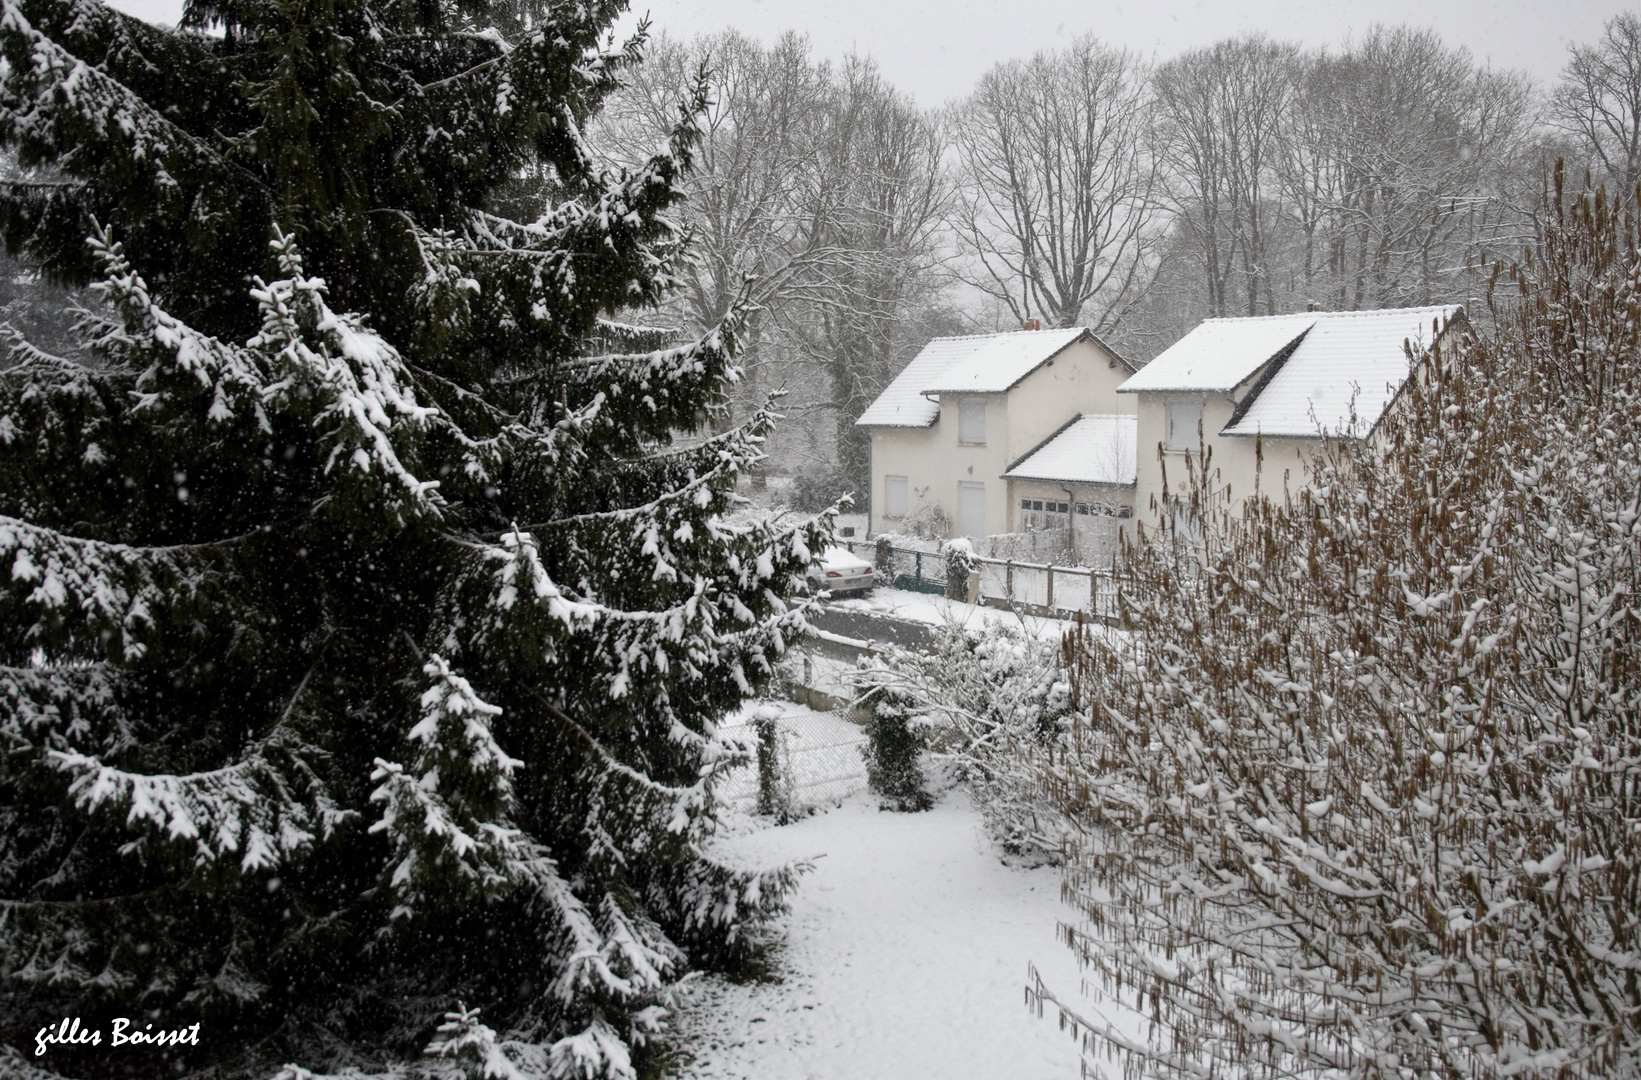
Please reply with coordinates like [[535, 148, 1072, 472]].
[[36, 1016, 201, 1055]]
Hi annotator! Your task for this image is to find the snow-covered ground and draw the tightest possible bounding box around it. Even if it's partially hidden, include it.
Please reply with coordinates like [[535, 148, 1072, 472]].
[[827, 587, 1130, 648], [672, 788, 1105, 1079]]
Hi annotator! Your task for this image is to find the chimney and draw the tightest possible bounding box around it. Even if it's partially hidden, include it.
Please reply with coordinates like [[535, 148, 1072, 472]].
[[1022, 318, 1042, 331]]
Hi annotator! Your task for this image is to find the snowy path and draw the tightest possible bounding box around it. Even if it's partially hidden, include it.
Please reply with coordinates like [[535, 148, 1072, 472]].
[[673, 792, 1095, 1079]]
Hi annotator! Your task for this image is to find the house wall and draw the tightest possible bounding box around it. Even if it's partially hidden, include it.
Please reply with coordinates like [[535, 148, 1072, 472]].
[[867, 396, 1010, 537], [1005, 478, 1135, 565], [865, 336, 1133, 539], [1004, 479, 1135, 531], [868, 426, 938, 536], [1001, 340, 1135, 464], [1130, 389, 1320, 527]]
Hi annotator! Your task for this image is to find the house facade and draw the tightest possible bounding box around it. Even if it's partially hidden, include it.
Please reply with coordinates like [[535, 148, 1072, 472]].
[[1117, 305, 1466, 518], [857, 327, 1135, 539]]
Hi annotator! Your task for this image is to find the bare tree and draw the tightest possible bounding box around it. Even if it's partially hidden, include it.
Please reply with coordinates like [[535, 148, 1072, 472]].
[[803, 56, 951, 498], [1277, 28, 1533, 310], [594, 31, 836, 424], [952, 36, 1162, 333], [595, 36, 951, 487], [1552, 13, 1641, 205], [1153, 36, 1299, 319]]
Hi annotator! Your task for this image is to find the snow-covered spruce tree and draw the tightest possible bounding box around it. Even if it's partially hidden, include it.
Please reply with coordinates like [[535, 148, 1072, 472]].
[[0, 0, 828, 1075], [1033, 170, 1639, 1078]]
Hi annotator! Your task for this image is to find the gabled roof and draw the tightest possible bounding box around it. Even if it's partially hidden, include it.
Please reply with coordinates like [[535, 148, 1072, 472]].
[[1116, 305, 1465, 438], [1003, 414, 1138, 486], [1117, 316, 1315, 394], [1220, 306, 1462, 437], [919, 326, 1092, 395], [856, 327, 1128, 428]]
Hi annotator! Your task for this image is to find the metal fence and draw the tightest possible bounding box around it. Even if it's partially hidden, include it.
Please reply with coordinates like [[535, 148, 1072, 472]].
[[717, 704, 867, 809], [839, 539, 946, 595], [833, 537, 1124, 621]]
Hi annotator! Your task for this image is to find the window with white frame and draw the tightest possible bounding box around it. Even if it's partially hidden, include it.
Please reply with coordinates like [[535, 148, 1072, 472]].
[[959, 397, 986, 444], [1019, 497, 1070, 532], [1165, 399, 1204, 451], [884, 475, 908, 518]]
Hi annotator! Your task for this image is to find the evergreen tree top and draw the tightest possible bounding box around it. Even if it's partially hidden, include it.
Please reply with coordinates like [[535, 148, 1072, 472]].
[[0, 0, 704, 378]]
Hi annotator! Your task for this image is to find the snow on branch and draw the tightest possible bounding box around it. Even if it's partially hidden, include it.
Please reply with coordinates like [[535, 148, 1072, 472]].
[[658, 851, 809, 970], [48, 722, 351, 872], [545, 1018, 636, 1080], [0, 0, 262, 197], [424, 1002, 529, 1080], [87, 227, 272, 427], [370, 658, 691, 1026], [0, 661, 129, 753], [510, 422, 753, 536], [492, 291, 747, 437], [249, 229, 444, 526], [370, 655, 525, 914], [0, 513, 216, 660], [411, 371, 605, 500], [1038, 269, 1641, 1079]]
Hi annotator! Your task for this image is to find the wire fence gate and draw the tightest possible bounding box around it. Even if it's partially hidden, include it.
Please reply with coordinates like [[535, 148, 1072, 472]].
[[717, 704, 867, 810]]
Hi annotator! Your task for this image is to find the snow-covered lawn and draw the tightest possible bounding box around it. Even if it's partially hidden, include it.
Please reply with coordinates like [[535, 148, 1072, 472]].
[[672, 789, 1097, 1079]]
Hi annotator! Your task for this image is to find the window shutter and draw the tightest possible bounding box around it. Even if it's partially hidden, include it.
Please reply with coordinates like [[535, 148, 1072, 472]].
[[1166, 400, 1204, 451], [885, 475, 908, 518], [959, 398, 986, 444]]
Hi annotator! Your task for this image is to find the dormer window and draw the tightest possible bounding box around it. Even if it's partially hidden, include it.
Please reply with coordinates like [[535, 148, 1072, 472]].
[[959, 397, 986, 445]]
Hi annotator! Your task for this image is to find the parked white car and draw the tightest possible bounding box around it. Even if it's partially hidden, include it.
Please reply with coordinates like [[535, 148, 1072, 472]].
[[807, 545, 875, 596]]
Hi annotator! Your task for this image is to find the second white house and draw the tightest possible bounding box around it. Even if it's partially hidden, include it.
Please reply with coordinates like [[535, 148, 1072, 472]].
[[1118, 305, 1468, 517]]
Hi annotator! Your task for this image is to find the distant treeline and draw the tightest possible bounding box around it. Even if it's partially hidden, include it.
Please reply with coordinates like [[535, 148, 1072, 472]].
[[589, 17, 1641, 494]]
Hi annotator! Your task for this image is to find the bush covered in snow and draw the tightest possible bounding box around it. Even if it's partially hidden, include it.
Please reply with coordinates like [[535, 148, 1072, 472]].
[[852, 621, 1075, 844], [1031, 172, 1641, 1079], [942, 537, 976, 598], [857, 670, 935, 812]]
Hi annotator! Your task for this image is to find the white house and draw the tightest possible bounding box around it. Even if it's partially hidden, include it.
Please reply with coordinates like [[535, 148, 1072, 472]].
[[1117, 305, 1467, 516], [857, 327, 1135, 538]]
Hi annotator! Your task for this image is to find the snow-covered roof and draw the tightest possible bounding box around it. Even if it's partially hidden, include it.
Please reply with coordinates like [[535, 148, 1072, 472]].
[[1221, 306, 1462, 437], [1118, 316, 1315, 394], [918, 326, 1089, 395], [1003, 414, 1137, 486], [856, 327, 1110, 427]]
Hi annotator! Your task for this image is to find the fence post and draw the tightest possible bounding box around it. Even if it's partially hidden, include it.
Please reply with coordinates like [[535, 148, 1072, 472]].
[[1090, 570, 1098, 614], [914, 551, 923, 586], [1005, 559, 1014, 601], [1046, 564, 1055, 610], [968, 569, 981, 606]]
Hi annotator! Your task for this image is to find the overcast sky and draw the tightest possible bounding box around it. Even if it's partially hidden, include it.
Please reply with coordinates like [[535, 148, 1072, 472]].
[[106, 0, 1633, 105]]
